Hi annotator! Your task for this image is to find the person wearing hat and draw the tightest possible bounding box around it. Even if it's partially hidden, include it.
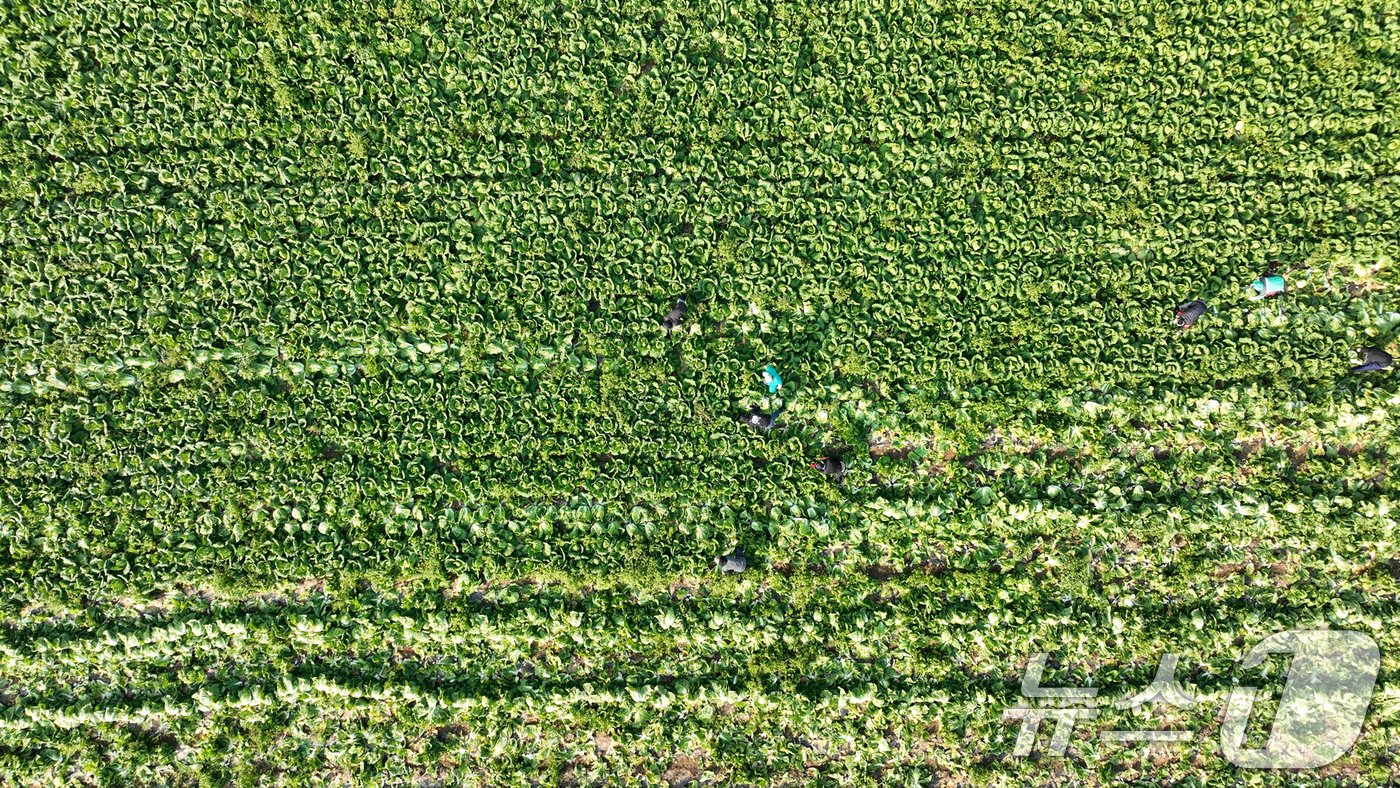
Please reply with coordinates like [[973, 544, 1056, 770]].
[[741, 406, 783, 432], [1351, 347, 1393, 373], [812, 456, 846, 481]]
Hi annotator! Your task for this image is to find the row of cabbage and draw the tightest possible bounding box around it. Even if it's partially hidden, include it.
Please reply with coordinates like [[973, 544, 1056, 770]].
[[2, 529, 1397, 782], [4, 0, 1397, 390], [3, 376, 1397, 592]]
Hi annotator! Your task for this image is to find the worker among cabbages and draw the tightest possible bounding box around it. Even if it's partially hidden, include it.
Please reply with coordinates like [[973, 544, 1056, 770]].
[[1175, 299, 1207, 329], [1351, 346, 1393, 373], [741, 406, 783, 432], [812, 456, 846, 481], [661, 297, 687, 331], [716, 546, 747, 574]]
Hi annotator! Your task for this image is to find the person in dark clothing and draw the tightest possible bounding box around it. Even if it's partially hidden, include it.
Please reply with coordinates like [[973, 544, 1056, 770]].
[[661, 297, 687, 331], [1351, 347, 1393, 373], [741, 406, 784, 432], [812, 456, 846, 481], [715, 546, 747, 574], [1174, 299, 1207, 329]]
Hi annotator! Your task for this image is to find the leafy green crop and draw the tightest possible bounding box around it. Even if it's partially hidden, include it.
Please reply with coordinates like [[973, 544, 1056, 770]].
[[1, 0, 1398, 784]]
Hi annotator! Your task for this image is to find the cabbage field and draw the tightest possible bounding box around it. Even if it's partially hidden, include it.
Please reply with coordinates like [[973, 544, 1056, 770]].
[[3, 0, 1400, 784]]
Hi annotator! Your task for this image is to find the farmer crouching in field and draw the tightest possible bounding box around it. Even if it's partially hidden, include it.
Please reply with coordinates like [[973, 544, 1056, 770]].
[[661, 297, 687, 332], [741, 406, 783, 432], [1174, 299, 1207, 329], [715, 546, 747, 574], [812, 456, 846, 482], [1351, 346, 1393, 373]]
